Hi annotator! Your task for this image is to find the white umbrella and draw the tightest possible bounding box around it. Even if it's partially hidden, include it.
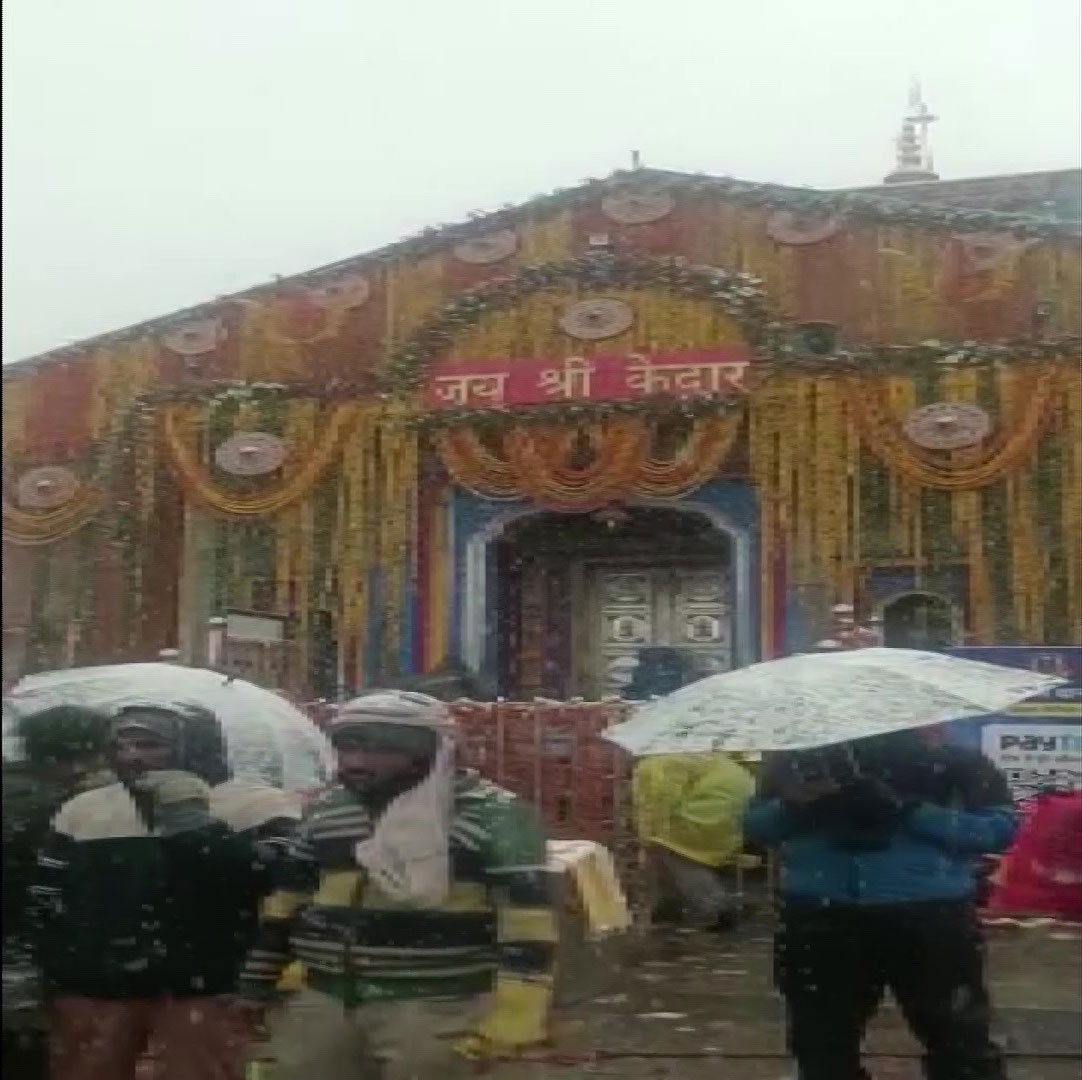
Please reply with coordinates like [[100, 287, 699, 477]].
[[603, 647, 1067, 755], [4, 663, 334, 791]]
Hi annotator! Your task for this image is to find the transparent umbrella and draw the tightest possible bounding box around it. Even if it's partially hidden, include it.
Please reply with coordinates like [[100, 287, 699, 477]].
[[4, 663, 334, 791], [603, 647, 1067, 755]]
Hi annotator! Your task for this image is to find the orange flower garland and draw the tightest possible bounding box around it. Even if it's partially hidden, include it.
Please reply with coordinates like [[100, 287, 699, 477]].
[[436, 429, 522, 500], [162, 402, 361, 516], [503, 421, 648, 510], [435, 414, 742, 511], [844, 366, 1058, 490], [2, 485, 103, 546], [633, 413, 744, 497]]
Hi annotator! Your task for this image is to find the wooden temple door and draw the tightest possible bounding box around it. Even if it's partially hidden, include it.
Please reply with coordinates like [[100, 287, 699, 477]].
[[582, 565, 733, 699], [496, 507, 733, 700]]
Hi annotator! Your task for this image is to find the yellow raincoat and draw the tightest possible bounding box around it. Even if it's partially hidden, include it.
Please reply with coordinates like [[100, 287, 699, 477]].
[[632, 753, 756, 868]]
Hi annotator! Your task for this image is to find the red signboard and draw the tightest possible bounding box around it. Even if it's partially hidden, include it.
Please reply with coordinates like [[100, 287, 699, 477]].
[[422, 348, 752, 411]]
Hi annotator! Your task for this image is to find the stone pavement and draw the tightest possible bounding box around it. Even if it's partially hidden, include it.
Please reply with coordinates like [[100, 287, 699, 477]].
[[12, 914, 1075, 1079], [488, 917, 1082, 1080]]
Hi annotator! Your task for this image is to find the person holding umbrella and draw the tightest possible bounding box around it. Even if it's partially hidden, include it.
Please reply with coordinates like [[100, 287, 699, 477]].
[[30, 702, 302, 1080], [745, 729, 1016, 1080], [602, 647, 1065, 1080]]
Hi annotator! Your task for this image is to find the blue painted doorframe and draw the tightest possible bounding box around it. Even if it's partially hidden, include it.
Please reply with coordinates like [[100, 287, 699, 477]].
[[447, 481, 759, 687]]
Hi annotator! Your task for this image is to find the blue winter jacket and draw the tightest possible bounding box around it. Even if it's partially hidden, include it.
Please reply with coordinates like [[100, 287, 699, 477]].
[[743, 797, 1018, 904]]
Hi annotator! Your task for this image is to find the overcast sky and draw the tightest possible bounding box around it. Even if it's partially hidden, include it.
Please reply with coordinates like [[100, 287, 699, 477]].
[[3, 0, 1079, 362]]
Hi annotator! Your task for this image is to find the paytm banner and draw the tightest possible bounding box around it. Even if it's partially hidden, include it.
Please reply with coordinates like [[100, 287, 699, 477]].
[[944, 646, 1081, 801], [979, 723, 1082, 801]]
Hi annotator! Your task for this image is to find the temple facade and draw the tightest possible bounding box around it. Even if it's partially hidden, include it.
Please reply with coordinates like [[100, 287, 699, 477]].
[[3, 160, 1080, 698]]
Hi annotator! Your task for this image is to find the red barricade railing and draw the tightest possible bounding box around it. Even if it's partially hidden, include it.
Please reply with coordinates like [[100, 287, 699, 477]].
[[451, 700, 634, 845]]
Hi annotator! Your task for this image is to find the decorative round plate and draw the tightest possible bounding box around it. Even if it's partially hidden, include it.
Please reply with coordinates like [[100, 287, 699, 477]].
[[558, 298, 634, 340], [261, 292, 337, 344], [452, 230, 518, 265], [16, 466, 79, 510], [903, 402, 992, 451], [600, 191, 675, 225], [766, 210, 841, 246], [214, 432, 288, 476], [956, 233, 1033, 272], [161, 317, 224, 356], [309, 272, 371, 309]]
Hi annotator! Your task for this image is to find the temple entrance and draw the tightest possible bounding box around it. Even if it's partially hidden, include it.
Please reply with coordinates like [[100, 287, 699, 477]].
[[495, 506, 732, 699]]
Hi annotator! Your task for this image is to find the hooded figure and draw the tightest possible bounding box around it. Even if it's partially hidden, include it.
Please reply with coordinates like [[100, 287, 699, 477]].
[[30, 702, 301, 1080], [238, 689, 557, 1080]]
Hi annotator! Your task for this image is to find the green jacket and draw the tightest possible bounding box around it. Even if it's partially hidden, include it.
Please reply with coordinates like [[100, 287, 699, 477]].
[[239, 772, 557, 1021]]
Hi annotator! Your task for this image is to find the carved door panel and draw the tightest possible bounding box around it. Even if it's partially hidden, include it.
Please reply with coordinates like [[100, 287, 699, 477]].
[[666, 568, 732, 682], [588, 565, 731, 698], [593, 570, 655, 699]]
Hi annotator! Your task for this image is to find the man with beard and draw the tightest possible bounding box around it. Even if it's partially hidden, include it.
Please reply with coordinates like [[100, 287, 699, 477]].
[[744, 728, 1017, 1080], [30, 702, 301, 1080], [238, 690, 556, 1079]]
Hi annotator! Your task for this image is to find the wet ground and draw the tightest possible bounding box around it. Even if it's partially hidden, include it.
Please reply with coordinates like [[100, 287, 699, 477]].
[[490, 915, 1082, 1080]]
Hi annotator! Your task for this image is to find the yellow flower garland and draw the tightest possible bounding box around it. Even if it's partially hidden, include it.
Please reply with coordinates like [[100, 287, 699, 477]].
[[749, 375, 858, 607], [937, 368, 991, 641], [338, 408, 378, 680], [998, 367, 1044, 642], [162, 402, 360, 516], [379, 418, 418, 671], [844, 366, 1057, 490], [1062, 364, 1082, 641], [1, 487, 104, 547]]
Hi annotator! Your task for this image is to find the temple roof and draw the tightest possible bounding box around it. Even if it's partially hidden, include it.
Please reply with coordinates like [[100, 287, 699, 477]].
[[839, 169, 1081, 224], [6, 166, 1081, 373]]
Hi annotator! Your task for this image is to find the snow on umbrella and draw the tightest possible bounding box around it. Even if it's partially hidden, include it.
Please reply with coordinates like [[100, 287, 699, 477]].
[[602, 647, 1067, 755], [3, 663, 334, 791]]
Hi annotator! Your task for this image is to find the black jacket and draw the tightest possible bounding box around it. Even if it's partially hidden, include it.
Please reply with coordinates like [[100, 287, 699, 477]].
[[31, 779, 300, 999]]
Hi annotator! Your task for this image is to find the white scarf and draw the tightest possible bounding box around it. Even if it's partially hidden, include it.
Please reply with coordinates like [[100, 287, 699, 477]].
[[337, 692, 457, 907]]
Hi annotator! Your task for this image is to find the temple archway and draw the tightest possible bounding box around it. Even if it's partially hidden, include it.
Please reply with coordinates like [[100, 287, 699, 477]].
[[459, 495, 754, 698]]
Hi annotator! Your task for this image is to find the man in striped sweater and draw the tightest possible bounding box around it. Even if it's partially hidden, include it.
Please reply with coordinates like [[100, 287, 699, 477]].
[[240, 690, 557, 1079]]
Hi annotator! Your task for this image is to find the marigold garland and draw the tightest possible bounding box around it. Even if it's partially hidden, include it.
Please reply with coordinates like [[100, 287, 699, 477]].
[[437, 430, 519, 499], [937, 368, 992, 641], [502, 421, 648, 510], [162, 402, 360, 516], [436, 414, 743, 511], [843, 366, 1058, 490], [634, 415, 745, 497], [379, 418, 419, 674], [998, 366, 1045, 641], [1062, 364, 1082, 641], [749, 375, 858, 614], [1, 487, 104, 547], [337, 409, 379, 687]]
